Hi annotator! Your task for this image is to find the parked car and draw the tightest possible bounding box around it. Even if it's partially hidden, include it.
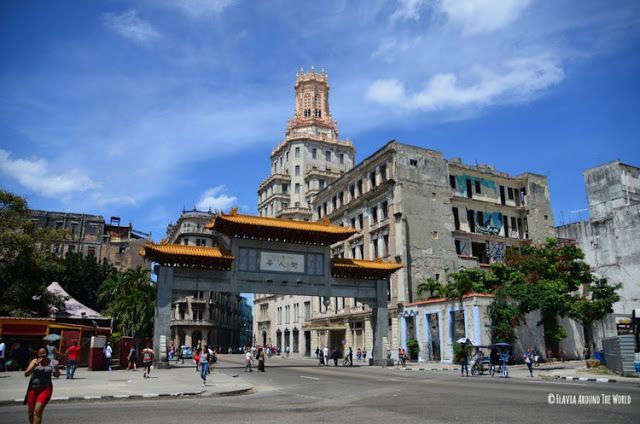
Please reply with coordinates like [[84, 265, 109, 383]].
[[181, 345, 194, 359]]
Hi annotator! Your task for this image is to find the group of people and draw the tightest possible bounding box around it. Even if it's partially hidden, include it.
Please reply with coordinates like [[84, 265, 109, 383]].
[[314, 346, 355, 366]]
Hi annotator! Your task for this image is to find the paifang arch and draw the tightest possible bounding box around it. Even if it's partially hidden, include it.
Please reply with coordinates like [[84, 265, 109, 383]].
[[141, 211, 402, 367]]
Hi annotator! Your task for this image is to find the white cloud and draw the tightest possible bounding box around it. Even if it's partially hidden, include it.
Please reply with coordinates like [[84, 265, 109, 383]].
[[366, 56, 564, 110], [103, 10, 161, 45], [0, 149, 99, 197], [165, 0, 235, 18], [390, 0, 426, 23], [437, 0, 533, 34], [195, 186, 237, 211]]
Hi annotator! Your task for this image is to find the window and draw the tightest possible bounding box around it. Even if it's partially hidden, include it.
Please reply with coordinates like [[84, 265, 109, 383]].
[[507, 187, 514, 200], [369, 171, 376, 188], [332, 196, 337, 210], [449, 175, 456, 189], [326, 150, 331, 161], [475, 180, 481, 194], [317, 206, 322, 218], [295, 147, 300, 158], [382, 201, 389, 219], [286, 151, 289, 162], [380, 164, 387, 181], [349, 184, 355, 199], [304, 301, 311, 320], [295, 165, 300, 176], [373, 238, 379, 258], [410, 159, 418, 167], [88, 224, 98, 235], [467, 210, 476, 233], [383, 234, 389, 257], [371, 206, 378, 223], [452, 207, 460, 230], [87, 246, 96, 257], [338, 191, 344, 206], [351, 217, 356, 228], [312, 148, 317, 159], [319, 179, 325, 189], [282, 183, 288, 194], [477, 211, 484, 227], [455, 239, 462, 254], [339, 153, 344, 164], [358, 214, 364, 229], [295, 183, 300, 194], [357, 180, 363, 195]]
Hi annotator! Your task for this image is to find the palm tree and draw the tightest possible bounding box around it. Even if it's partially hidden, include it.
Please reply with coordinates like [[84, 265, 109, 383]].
[[417, 278, 442, 299], [99, 266, 155, 337]]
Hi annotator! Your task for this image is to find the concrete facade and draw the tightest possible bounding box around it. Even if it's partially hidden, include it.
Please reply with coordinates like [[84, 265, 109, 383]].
[[556, 161, 640, 336]]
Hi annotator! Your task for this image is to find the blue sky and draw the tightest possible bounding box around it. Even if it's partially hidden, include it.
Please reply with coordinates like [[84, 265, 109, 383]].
[[1, 0, 639, 241]]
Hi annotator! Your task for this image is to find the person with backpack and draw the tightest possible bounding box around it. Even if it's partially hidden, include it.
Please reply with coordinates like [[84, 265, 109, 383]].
[[142, 345, 154, 378]]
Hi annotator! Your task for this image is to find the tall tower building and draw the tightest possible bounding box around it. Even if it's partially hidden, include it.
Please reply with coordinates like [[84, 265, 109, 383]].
[[257, 67, 355, 220]]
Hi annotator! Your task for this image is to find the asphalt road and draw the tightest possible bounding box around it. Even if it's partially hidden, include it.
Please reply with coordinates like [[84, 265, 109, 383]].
[[3, 355, 638, 423]]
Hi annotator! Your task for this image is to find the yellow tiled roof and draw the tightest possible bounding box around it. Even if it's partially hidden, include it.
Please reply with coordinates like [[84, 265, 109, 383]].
[[206, 210, 357, 245], [140, 243, 233, 259], [139, 243, 234, 269], [331, 258, 403, 279]]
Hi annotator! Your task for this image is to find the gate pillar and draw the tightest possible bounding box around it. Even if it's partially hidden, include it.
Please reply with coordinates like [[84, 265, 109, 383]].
[[372, 278, 389, 367], [153, 266, 173, 368]]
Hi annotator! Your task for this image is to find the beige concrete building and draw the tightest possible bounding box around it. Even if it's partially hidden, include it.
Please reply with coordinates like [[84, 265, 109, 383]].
[[254, 68, 355, 355]]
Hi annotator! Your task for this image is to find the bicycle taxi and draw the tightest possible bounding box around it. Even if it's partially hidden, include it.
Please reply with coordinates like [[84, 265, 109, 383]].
[[490, 342, 512, 378]]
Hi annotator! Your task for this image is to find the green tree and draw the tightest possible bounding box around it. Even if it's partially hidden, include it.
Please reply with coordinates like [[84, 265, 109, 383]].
[[0, 190, 65, 316], [98, 266, 155, 337], [54, 252, 115, 311], [504, 239, 595, 353], [570, 277, 621, 352]]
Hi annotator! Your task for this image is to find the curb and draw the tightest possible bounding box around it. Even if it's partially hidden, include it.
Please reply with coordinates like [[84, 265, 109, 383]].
[[542, 375, 618, 384], [0, 387, 253, 407]]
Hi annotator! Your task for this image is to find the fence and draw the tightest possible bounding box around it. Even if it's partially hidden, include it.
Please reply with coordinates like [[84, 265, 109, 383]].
[[602, 335, 636, 376]]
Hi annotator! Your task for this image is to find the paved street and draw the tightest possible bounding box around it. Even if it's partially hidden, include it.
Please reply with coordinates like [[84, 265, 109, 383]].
[[1, 354, 638, 423]]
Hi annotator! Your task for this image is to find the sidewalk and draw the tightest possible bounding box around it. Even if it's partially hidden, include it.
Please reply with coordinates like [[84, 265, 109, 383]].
[[394, 360, 640, 384], [0, 363, 252, 406]]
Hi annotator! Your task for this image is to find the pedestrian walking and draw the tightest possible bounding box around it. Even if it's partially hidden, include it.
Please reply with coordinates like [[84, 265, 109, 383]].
[[347, 346, 353, 366], [460, 350, 469, 377], [0, 337, 6, 372], [64, 341, 80, 379], [176, 346, 184, 364], [127, 345, 137, 371], [315, 347, 320, 360], [24, 347, 60, 424], [194, 348, 201, 372], [332, 348, 339, 366], [244, 349, 254, 372], [524, 347, 534, 377], [323, 346, 329, 367], [103, 342, 113, 372], [258, 348, 266, 372], [199, 347, 209, 386], [142, 345, 154, 378]]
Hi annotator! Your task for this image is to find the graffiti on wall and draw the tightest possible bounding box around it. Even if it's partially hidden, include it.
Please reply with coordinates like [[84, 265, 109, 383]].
[[476, 211, 503, 235], [488, 241, 506, 263], [455, 175, 498, 197]]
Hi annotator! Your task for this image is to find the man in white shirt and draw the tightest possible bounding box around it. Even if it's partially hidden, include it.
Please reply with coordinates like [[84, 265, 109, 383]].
[[322, 346, 329, 367], [0, 337, 6, 371], [104, 342, 113, 371], [244, 350, 253, 372]]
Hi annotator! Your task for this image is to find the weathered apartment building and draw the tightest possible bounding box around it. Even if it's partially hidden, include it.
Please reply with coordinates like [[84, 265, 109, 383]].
[[557, 161, 640, 345], [253, 68, 557, 361], [28, 210, 149, 271], [309, 141, 556, 361], [164, 209, 248, 351]]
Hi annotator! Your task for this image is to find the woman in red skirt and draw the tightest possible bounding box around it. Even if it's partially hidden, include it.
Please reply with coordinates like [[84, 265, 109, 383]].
[[24, 347, 60, 424]]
